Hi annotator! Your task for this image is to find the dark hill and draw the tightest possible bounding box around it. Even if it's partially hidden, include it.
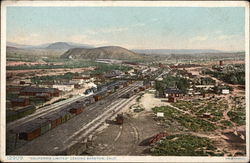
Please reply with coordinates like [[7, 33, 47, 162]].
[[46, 42, 76, 50], [60, 46, 141, 60]]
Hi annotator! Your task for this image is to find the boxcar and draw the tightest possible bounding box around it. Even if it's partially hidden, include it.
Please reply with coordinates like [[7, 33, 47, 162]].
[[134, 88, 139, 93], [37, 118, 51, 135], [139, 86, 145, 91], [84, 96, 95, 106], [69, 108, 83, 115], [122, 82, 128, 87], [69, 103, 84, 115], [121, 91, 134, 98], [93, 90, 108, 101], [45, 113, 62, 129], [59, 111, 68, 123], [88, 96, 95, 104], [107, 87, 115, 94], [12, 123, 41, 141]]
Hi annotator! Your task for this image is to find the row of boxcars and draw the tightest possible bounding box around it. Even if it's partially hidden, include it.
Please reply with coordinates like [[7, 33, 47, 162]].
[[10, 80, 133, 141], [120, 84, 150, 98]]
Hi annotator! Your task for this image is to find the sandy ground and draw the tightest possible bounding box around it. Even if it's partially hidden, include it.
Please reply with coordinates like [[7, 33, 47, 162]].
[[140, 90, 166, 111], [7, 61, 48, 66], [85, 90, 190, 156]]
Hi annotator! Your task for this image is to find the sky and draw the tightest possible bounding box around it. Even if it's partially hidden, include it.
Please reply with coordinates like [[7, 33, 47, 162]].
[[6, 7, 245, 51]]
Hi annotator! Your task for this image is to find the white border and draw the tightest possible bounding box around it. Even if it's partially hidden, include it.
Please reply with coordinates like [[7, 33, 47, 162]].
[[1, 1, 249, 162], [1, 0, 249, 7]]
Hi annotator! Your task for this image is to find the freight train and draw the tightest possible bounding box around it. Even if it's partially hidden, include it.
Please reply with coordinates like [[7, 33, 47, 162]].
[[10, 80, 133, 141]]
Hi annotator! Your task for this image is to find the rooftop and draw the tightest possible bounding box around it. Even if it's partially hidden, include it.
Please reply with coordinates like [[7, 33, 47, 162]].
[[165, 88, 183, 94], [20, 87, 59, 93]]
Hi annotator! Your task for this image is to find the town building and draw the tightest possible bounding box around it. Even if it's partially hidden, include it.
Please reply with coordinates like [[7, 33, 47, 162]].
[[20, 87, 60, 97], [222, 89, 230, 94], [35, 93, 51, 101], [164, 88, 184, 98], [156, 112, 164, 118], [168, 96, 177, 103], [195, 85, 215, 90], [11, 98, 30, 107], [219, 60, 223, 66]]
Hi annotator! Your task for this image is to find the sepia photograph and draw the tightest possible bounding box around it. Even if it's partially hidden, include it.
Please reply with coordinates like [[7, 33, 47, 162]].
[[0, 1, 249, 162]]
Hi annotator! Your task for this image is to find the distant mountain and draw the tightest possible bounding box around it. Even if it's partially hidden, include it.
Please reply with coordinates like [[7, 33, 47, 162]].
[[61, 46, 141, 60], [45, 42, 93, 50], [7, 41, 93, 50], [6, 45, 66, 58], [46, 42, 75, 50], [6, 42, 31, 49], [132, 49, 223, 55], [7, 46, 20, 50]]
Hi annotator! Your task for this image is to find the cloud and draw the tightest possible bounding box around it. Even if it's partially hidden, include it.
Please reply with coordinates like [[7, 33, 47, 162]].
[[190, 36, 208, 42], [217, 35, 235, 40], [68, 34, 109, 46], [8, 32, 41, 45], [85, 27, 129, 35]]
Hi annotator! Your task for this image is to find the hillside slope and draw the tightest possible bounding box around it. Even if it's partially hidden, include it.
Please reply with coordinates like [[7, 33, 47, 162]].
[[61, 46, 141, 60]]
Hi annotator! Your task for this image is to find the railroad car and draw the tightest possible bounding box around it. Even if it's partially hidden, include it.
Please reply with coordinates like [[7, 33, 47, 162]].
[[37, 118, 51, 135], [107, 87, 115, 94], [122, 81, 128, 87], [97, 85, 108, 92], [134, 88, 139, 93], [114, 85, 120, 90], [58, 111, 70, 123], [69, 103, 84, 115], [89, 96, 95, 104], [121, 91, 134, 98], [43, 113, 62, 129], [139, 86, 145, 91], [116, 114, 124, 125], [93, 90, 108, 101], [12, 122, 41, 141], [82, 96, 94, 106]]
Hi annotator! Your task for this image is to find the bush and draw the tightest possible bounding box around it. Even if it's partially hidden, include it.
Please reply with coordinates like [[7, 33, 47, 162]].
[[228, 111, 245, 126], [152, 106, 217, 132], [155, 76, 190, 93], [220, 120, 233, 127], [151, 134, 222, 156]]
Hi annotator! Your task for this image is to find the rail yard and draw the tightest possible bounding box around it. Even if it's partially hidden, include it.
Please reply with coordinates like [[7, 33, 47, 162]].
[[6, 57, 246, 157], [7, 80, 148, 154]]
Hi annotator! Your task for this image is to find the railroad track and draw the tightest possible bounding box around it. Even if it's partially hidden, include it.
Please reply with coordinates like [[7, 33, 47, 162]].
[[64, 93, 140, 152], [127, 121, 140, 155], [8, 82, 143, 155], [7, 81, 142, 130], [64, 84, 140, 143], [7, 95, 82, 129]]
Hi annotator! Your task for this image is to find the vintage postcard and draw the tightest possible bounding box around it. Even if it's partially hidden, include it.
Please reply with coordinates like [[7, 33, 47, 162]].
[[0, 0, 249, 162]]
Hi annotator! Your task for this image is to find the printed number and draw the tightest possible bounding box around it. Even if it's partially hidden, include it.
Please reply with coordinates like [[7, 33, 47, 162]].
[[7, 156, 23, 160]]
